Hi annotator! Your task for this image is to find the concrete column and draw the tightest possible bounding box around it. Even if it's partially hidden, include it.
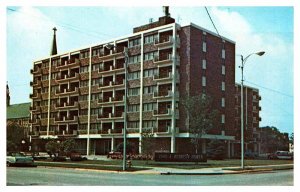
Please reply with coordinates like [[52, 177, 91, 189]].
[[201, 139, 206, 154], [227, 141, 231, 158], [111, 137, 115, 152]]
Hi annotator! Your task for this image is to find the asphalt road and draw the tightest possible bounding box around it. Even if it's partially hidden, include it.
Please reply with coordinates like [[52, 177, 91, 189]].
[[6, 166, 293, 186]]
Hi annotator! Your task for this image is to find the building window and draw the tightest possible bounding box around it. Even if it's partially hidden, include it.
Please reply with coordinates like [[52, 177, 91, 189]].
[[91, 78, 101, 86], [221, 114, 225, 124], [222, 65, 225, 75], [222, 49, 226, 59], [80, 51, 90, 59], [144, 51, 157, 61], [80, 80, 89, 87], [42, 75, 49, 81], [203, 42, 207, 52], [92, 48, 101, 56], [202, 59, 206, 69], [80, 109, 88, 115], [128, 121, 139, 128], [51, 59, 59, 67], [144, 34, 158, 44], [79, 124, 88, 130], [91, 108, 101, 115], [143, 120, 156, 128], [128, 54, 141, 64], [128, 71, 140, 80], [143, 86, 157, 94], [128, 88, 140, 96], [143, 68, 157, 77], [79, 95, 88, 101], [202, 76, 206, 87], [143, 103, 157, 111], [222, 82, 225, 91], [128, 104, 140, 112], [129, 38, 141, 48], [91, 93, 101, 100], [80, 66, 89, 73], [221, 97, 225, 107], [92, 63, 101, 71]]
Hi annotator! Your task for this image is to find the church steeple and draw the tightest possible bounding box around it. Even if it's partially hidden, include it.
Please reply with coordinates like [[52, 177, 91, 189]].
[[6, 82, 10, 107], [50, 27, 57, 56]]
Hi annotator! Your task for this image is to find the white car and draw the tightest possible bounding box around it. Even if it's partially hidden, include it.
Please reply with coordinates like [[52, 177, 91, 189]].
[[7, 152, 34, 167]]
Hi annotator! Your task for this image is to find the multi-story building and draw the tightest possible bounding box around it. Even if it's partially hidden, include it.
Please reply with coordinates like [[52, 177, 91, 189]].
[[30, 9, 236, 156], [234, 84, 261, 155]]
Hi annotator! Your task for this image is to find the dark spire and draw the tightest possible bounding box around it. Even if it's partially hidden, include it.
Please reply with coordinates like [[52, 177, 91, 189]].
[[6, 82, 10, 106], [163, 6, 170, 17], [50, 27, 57, 56]]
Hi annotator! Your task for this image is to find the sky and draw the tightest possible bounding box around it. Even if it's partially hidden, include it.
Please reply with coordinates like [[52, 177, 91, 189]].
[[4, 5, 294, 137]]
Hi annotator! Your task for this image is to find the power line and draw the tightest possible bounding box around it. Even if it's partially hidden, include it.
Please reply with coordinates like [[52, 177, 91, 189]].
[[245, 80, 293, 98], [204, 7, 221, 38], [7, 7, 114, 39]]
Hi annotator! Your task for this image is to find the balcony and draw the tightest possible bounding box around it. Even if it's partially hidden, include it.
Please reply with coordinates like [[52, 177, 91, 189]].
[[153, 90, 178, 100], [153, 54, 172, 66], [99, 81, 124, 90], [99, 112, 124, 121], [127, 128, 139, 134], [154, 36, 173, 48], [99, 65, 125, 75], [153, 108, 172, 117], [55, 116, 78, 123], [99, 48, 125, 60]]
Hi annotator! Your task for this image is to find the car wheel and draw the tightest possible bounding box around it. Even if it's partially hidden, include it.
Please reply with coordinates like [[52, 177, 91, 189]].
[[7, 162, 11, 167]]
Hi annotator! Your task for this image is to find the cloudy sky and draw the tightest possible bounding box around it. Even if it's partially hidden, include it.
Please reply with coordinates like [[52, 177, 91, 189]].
[[4, 5, 294, 135]]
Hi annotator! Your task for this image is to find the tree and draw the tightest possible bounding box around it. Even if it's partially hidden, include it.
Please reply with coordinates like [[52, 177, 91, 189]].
[[61, 138, 76, 155], [182, 95, 218, 154], [290, 132, 294, 145], [45, 140, 60, 158], [141, 130, 155, 164], [116, 141, 136, 154], [7, 122, 26, 152]]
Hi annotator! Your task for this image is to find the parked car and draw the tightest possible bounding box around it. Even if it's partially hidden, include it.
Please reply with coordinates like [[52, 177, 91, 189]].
[[69, 152, 87, 161], [107, 151, 122, 159], [52, 156, 67, 161], [7, 152, 34, 167], [268, 151, 293, 160], [244, 151, 259, 159]]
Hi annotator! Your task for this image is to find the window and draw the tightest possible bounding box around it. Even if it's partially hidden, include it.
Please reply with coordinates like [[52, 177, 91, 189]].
[[128, 88, 140, 96], [144, 34, 158, 44], [144, 51, 157, 61], [221, 97, 225, 107], [51, 59, 59, 67], [79, 124, 88, 130], [203, 42, 207, 52], [92, 78, 101, 86], [42, 75, 49, 81], [91, 108, 101, 115], [221, 114, 225, 124], [143, 120, 156, 128], [222, 65, 225, 75], [41, 113, 48, 119], [143, 103, 157, 111], [143, 86, 157, 94], [92, 63, 101, 71], [222, 82, 225, 91], [80, 66, 89, 73], [128, 71, 140, 80], [143, 68, 157, 77], [128, 121, 139, 128], [80, 51, 90, 59], [90, 123, 101, 130], [129, 38, 141, 48], [51, 72, 59, 79], [92, 48, 101, 56], [91, 93, 101, 100], [202, 59, 206, 69], [222, 49, 226, 59], [42, 87, 49, 93], [79, 95, 88, 101], [80, 80, 89, 87], [128, 104, 140, 112], [202, 76, 206, 87], [80, 109, 88, 115], [41, 100, 48, 106], [128, 55, 141, 64], [42, 62, 49, 68]]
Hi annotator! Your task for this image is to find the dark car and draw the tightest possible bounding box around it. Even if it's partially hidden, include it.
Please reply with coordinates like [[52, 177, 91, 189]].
[[69, 152, 87, 161], [244, 151, 259, 159]]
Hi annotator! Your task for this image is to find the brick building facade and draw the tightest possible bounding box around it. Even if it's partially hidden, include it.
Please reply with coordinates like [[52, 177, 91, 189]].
[[30, 13, 238, 156]]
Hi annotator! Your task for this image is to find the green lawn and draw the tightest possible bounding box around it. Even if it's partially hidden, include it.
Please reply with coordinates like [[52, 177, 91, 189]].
[[35, 158, 293, 171]]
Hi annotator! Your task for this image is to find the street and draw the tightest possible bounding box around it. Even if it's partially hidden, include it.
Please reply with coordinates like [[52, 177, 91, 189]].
[[6, 166, 293, 186]]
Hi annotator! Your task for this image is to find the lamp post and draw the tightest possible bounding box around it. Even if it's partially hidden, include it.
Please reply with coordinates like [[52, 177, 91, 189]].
[[239, 51, 265, 169], [105, 44, 128, 171]]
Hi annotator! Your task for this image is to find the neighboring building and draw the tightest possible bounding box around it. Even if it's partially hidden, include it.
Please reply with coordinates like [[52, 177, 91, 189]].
[[258, 126, 290, 153], [30, 9, 237, 155], [234, 84, 261, 155], [7, 102, 31, 138]]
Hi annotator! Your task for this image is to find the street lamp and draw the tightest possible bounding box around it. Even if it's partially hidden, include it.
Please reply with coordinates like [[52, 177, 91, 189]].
[[239, 51, 265, 169], [105, 44, 128, 171]]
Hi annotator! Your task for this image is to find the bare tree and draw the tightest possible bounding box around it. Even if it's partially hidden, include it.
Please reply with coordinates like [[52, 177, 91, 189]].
[[141, 130, 155, 164], [182, 94, 218, 154]]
